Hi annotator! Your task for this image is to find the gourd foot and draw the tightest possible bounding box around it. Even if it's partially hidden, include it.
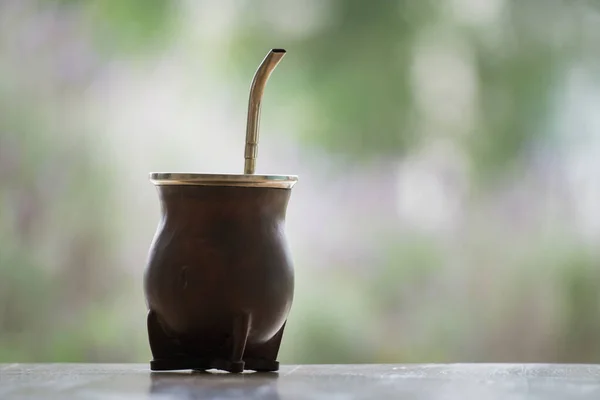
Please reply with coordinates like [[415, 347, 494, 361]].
[[150, 357, 244, 373], [243, 358, 280, 372]]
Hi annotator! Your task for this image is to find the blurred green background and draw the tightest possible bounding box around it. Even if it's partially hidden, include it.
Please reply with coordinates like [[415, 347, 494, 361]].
[[2, 0, 600, 364]]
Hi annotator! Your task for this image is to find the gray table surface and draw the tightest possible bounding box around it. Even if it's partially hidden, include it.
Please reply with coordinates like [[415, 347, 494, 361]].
[[2, 364, 600, 399]]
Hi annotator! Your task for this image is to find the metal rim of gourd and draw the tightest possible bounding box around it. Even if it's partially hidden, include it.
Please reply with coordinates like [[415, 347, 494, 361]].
[[149, 173, 297, 188], [150, 49, 297, 189]]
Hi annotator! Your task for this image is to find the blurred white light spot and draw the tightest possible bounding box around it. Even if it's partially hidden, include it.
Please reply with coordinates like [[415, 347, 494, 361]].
[[558, 66, 600, 242], [263, 0, 333, 39], [410, 28, 478, 135], [449, 0, 505, 28], [395, 141, 468, 233], [183, 0, 238, 38]]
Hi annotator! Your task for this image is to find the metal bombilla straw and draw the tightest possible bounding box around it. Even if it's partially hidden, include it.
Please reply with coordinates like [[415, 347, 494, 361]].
[[244, 49, 287, 175]]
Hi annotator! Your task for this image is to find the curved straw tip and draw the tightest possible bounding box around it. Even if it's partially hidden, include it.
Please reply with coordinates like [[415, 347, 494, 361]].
[[271, 48, 286, 53]]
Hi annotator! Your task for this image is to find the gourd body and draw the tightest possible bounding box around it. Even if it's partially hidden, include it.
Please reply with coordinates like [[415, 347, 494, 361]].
[[144, 185, 294, 351]]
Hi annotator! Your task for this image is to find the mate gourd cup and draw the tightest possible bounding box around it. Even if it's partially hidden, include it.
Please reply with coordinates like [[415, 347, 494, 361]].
[[144, 50, 297, 373]]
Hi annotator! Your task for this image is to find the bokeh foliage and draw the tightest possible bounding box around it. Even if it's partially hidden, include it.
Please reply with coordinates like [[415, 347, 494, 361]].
[[227, 0, 594, 182], [2, 0, 600, 364]]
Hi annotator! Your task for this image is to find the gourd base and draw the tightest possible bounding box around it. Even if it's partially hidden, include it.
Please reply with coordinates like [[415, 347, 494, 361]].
[[150, 357, 279, 373], [147, 311, 285, 374]]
